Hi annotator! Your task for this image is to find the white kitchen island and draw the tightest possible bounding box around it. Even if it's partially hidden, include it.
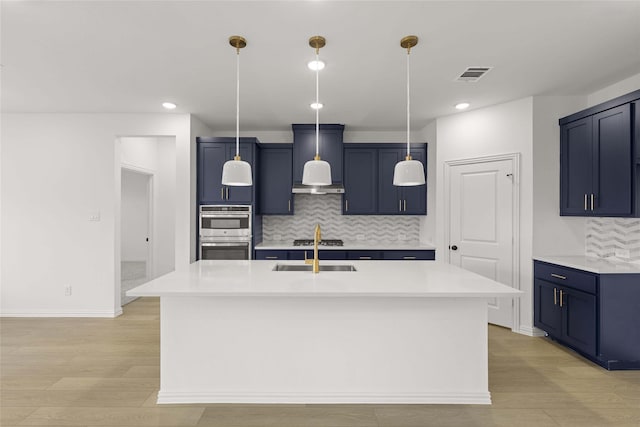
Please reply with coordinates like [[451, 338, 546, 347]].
[[128, 260, 521, 405]]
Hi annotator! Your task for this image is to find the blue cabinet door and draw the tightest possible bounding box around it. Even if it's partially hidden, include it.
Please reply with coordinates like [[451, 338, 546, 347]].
[[199, 143, 227, 203], [592, 104, 632, 216], [400, 148, 427, 215], [378, 149, 403, 214], [534, 278, 562, 338], [343, 148, 377, 214], [292, 124, 344, 184], [259, 146, 292, 214], [561, 287, 597, 357], [560, 117, 593, 215]]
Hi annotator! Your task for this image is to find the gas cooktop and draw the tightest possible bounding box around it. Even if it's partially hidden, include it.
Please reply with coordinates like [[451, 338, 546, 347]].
[[293, 239, 344, 247]]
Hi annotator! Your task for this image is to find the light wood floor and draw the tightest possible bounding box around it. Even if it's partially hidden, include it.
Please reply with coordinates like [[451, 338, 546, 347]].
[[2, 297, 639, 427]]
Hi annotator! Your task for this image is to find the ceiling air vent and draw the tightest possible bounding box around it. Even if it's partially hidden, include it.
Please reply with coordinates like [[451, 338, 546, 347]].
[[456, 67, 492, 82]]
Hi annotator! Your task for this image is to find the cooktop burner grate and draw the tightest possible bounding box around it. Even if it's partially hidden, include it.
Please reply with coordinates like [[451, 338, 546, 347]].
[[293, 239, 344, 247]]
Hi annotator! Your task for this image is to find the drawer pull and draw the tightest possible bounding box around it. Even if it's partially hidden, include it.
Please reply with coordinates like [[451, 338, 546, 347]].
[[265, 256, 279, 259], [403, 256, 417, 260], [559, 289, 564, 307], [359, 256, 372, 260], [551, 273, 567, 280], [554, 287, 557, 305]]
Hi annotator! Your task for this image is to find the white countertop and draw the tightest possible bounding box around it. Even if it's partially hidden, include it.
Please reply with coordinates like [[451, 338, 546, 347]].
[[128, 260, 521, 298], [255, 240, 436, 251], [534, 255, 640, 274]]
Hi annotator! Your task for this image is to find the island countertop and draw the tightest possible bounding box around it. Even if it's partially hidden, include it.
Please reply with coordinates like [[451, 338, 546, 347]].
[[128, 260, 521, 298]]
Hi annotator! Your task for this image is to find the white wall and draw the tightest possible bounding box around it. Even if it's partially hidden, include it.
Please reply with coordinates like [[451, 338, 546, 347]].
[[588, 72, 640, 106], [120, 136, 176, 279], [121, 169, 149, 262], [1, 113, 193, 317], [435, 97, 534, 334]]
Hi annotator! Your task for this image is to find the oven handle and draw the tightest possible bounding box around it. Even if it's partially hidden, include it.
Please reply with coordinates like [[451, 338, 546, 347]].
[[200, 242, 250, 247], [200, 213, 250, 218]]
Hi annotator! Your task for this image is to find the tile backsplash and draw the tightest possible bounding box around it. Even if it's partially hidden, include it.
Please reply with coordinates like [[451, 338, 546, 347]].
[[586, 217, 640, 262], [262, 194, 420, 242]]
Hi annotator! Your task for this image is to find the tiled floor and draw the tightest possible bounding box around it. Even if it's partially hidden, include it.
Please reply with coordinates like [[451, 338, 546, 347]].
[[1, 297, 639, 426]]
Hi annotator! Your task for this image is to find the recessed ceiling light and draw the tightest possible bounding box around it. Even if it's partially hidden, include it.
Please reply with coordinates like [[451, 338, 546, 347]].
[[307, 60, 325, 71], [162, 102, 177, 110], [310, 102, 323, 110], [455, 102, 470, 110]]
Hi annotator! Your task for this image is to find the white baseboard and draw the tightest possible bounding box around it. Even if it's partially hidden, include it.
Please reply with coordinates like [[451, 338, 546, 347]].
[[517, 325, 546, 337], [156, 391, 492, 405], [1, 308, 122, 318]]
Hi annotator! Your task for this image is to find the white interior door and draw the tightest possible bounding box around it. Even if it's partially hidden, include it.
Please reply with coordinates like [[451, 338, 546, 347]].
[[448, 158, 515, 328]]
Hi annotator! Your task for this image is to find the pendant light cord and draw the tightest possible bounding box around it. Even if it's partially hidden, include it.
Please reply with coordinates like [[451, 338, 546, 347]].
[[406, 49, 411, 158], [315, 51, 320, 158], [235, 48, 240, 157]]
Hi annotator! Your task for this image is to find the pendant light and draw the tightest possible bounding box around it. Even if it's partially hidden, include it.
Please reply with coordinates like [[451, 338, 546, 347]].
[[393, 35, 425, 186], [221, 35, 253, 186], [302, 35, 332, 187]]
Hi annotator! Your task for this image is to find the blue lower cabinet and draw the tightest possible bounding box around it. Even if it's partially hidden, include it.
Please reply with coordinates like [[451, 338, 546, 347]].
[[383, 250, 435, 260], [319, 250, 347, 260], [534, 261, 640, 370], [255, 250, 288, 260]]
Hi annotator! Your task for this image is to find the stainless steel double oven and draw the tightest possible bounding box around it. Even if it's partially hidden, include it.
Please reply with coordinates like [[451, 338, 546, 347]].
[[199, 205, 252, 260]]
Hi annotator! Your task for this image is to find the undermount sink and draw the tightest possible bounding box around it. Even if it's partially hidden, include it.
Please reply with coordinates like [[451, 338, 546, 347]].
[[272, 264, 357, 272]]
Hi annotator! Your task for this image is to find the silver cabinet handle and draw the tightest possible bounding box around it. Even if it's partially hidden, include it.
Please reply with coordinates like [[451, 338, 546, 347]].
[[221, 188, 225, 200], [265, 256, 279, 259], [226, 187, 229, 200], [345, 200, 349, 212], [591, 194, 594, 211], [584, 194, 588, 210], [560, 289, 564, 307], [359, 256, 372, 260], [403, 256, 417, 260], [404, 200, 407, 211], [554, 288, 558, 305], [551, 273, 566, 280], [399, 200, 402, 212], [288, 200, 291, 212]]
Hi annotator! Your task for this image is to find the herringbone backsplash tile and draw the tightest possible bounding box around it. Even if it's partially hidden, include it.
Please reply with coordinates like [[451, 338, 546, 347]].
[[263, 194, 420, 242], [586, 217, 640, 261]]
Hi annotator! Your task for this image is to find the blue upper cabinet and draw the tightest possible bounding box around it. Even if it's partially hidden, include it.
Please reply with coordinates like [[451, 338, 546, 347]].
[[560, 102, 633, 216], [344, 144, 427, 216], [378, 146, 427, 215], [258, 145, 293, 215], [292, 124, 344, 184], [197, 137, 257, 205], [343, 148, 377, 214]]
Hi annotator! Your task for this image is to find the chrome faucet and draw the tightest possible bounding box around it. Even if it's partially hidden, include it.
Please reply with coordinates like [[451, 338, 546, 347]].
[[304, 223, 321, 273]]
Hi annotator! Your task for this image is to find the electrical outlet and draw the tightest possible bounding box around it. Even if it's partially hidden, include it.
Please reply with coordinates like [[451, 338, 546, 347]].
[[64, 285, 72, 296], [615, 248, 630, 259]]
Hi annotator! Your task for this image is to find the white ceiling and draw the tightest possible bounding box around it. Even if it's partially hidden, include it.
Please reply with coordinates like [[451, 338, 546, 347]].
[[2, 1, 639, 132]]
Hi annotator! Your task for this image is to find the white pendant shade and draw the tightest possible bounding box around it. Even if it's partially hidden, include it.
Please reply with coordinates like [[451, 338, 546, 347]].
[[221, 159, 253, 186], [302, 159, 332, 186], [393, 159, 425, 186]]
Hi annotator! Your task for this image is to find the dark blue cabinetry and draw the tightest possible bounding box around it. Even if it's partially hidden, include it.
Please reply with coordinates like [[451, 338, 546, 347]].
[[343, 148, 377, 214], [256, 249, 434, 261], [292, 124, 344, 184], [534, 261, 640, 370], [258, 145, 293, 215], [344, 144, 427, 215], [560, 93, 637, 216], [197, 137, 257, 205]]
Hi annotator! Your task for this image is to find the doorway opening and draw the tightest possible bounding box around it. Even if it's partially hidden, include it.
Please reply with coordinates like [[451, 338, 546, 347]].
[[121, 168, 153, 305]]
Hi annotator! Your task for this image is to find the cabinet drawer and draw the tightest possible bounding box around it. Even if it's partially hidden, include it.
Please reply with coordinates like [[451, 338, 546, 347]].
[[383, 250, 435, 260], [534, 262, 597, 294], [255, 250, 288, 260], [347, 251, 383, 260]]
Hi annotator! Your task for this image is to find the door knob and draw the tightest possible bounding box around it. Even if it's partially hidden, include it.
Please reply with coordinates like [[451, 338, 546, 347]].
[[450, 245, 458, 251]]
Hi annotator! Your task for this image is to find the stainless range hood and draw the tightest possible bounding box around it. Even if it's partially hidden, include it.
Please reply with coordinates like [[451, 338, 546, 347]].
[[292, 183, 345, 194]]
